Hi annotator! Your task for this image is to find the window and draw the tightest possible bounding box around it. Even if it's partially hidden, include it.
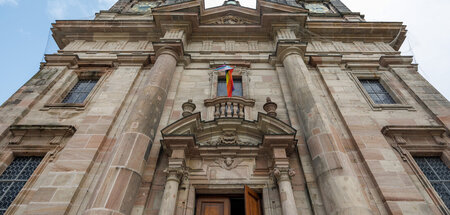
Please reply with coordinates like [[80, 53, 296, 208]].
[[359, 79, 395, 104], [217, 78, 243, 97], [0, 157, 43, 214], [62, 79, 98, 104], [414, 157, 450, 208]]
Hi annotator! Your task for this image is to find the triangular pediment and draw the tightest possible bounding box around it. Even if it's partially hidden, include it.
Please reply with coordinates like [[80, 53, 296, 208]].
[[201, 5, 260, 25], [202, 13, 258, 25]]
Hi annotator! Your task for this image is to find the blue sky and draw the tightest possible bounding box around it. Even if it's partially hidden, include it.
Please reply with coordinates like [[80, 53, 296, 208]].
[[1, 0, 449, 105]]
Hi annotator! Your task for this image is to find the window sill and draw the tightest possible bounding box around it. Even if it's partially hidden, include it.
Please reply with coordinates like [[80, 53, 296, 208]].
[[41, 103, 86, 111]]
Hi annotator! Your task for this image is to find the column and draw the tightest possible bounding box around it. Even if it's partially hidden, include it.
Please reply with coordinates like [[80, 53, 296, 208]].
[[276, 40, 372, 214], [269, 142, 298, 215], [159, 167, 185, 215], [273, 168, 297, 215], [84, 44, 182, 215], [159, 146, 188, 215]]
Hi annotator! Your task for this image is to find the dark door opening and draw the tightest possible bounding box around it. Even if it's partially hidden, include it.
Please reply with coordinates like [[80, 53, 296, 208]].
[[195, 186, 262, 215]]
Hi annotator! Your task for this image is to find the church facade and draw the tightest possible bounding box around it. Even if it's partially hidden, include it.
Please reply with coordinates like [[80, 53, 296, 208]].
[[0, 0, 449, 214]]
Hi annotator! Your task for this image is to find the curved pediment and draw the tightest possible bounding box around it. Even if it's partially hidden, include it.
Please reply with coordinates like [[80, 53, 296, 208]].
[[161, 112, 296, 147]]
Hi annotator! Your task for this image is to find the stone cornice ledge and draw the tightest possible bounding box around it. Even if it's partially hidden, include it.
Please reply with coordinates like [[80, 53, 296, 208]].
[[44, 53, 152, 67], [309, 54, 342, 67], [382, 125, 447, 139], [380, 55, 414, 67]]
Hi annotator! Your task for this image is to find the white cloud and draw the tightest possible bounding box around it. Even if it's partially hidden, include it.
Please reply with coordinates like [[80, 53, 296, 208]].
[[0, 0, 18, 6]]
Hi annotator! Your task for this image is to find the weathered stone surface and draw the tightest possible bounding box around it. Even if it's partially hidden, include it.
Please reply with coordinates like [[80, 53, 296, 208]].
[[0, 1, 448, 215]]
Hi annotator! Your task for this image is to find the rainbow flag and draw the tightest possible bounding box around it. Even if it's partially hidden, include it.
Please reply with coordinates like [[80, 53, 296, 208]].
[[215, 65, 235, 97]]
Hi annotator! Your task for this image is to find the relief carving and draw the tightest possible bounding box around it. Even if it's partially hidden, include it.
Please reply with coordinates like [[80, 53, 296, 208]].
[[214, 157, 243, 170], [200, 130, 258, 146], [204, 15, 254, 25]]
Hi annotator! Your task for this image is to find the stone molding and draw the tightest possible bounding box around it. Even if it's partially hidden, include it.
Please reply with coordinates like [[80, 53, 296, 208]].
[[161, 112, 297, 153], [8, 124, 76, 146], [309, 55, 342, 67], [379, 55, 414, 67], [44, 53, 151, 68]]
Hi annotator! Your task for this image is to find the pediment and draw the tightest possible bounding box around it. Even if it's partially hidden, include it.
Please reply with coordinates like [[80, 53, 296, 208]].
[[202, 14, 257, 25], [201, 6, 260, 25], [161, 112, 296, 147]]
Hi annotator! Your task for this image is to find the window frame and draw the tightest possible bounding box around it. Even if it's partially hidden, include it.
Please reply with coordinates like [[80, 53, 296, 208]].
[[44, 68, 110, 110], [217, 77, 243, 97], [382, 125, 449, 213], [349, 71, 413, 111], [0, 156, 44, 214], [0, 125, 75, 214]]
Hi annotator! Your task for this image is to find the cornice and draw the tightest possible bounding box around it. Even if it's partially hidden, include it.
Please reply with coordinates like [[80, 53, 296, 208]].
[[306, 21, 407, 50], [51, 20, 160, 49]]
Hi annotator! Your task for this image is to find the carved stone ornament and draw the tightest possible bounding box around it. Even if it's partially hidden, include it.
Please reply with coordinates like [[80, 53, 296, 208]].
[[182, 99, 196, 117], [204, 15, 254, 25], [263, 97, 278, 118], [200, 130, 257, 146], [214, 157, 243, 170], [271, 167, 296, 182], [163, 167, 189, 183]]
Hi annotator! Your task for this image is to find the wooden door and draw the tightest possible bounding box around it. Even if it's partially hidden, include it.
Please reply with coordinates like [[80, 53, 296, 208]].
[[245, 186, 261, 215], [196, 197, 230, 215]]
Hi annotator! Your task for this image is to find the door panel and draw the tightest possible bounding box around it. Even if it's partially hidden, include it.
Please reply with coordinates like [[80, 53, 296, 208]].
[[196, 197, 230, 215], [245, 185, 261, 215]]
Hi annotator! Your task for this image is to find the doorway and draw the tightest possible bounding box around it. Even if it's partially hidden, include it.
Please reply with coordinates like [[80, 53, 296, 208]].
[[195, 186, 262, 215]]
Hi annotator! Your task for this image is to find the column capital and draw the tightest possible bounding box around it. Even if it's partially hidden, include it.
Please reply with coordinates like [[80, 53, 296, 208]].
[[271, 167, 296, 182], [275, 42, 307, 62], [153, 42, 184, 62], [164, 166, 188, 184]]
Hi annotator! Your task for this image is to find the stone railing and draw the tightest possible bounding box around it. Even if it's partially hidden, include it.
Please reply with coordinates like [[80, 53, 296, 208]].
[[204, 97, 255, 119]]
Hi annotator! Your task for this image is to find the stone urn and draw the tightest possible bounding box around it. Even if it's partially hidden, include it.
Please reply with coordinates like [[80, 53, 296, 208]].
[[182, 99, 196, 117], [263, 97, 277, 117]]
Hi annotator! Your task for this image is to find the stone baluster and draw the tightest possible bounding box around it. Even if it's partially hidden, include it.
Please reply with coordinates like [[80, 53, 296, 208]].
[[220, 103, 226, 117], [233, 102, 238, 118], [84, 44, 182, 215], [275, 31, 372, 215], [238, 104, 244, 118], [214, 104, 220, 118], [226, 101, 232, 116]]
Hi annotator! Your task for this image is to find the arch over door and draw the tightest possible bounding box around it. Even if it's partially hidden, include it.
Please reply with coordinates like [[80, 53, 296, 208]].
[[245, 185, 261, 215]]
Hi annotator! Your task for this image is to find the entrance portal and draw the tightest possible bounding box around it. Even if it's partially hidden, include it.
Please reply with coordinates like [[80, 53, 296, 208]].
[[195, 186, 261, 215]]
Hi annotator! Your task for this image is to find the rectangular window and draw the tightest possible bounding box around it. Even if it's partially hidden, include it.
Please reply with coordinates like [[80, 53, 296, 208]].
[[0, 157, 43, 214], [414, 157, 450, 208], [359, 79, 396, 104], [62, 79, 98, 104], [217, 78, 243, 97]]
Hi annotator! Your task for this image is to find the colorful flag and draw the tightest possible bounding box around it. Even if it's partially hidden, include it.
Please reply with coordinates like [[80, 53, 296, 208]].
[[214, 65, 233, 72], [226, 68, 234, 97], [215, 65, 235, 97]]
